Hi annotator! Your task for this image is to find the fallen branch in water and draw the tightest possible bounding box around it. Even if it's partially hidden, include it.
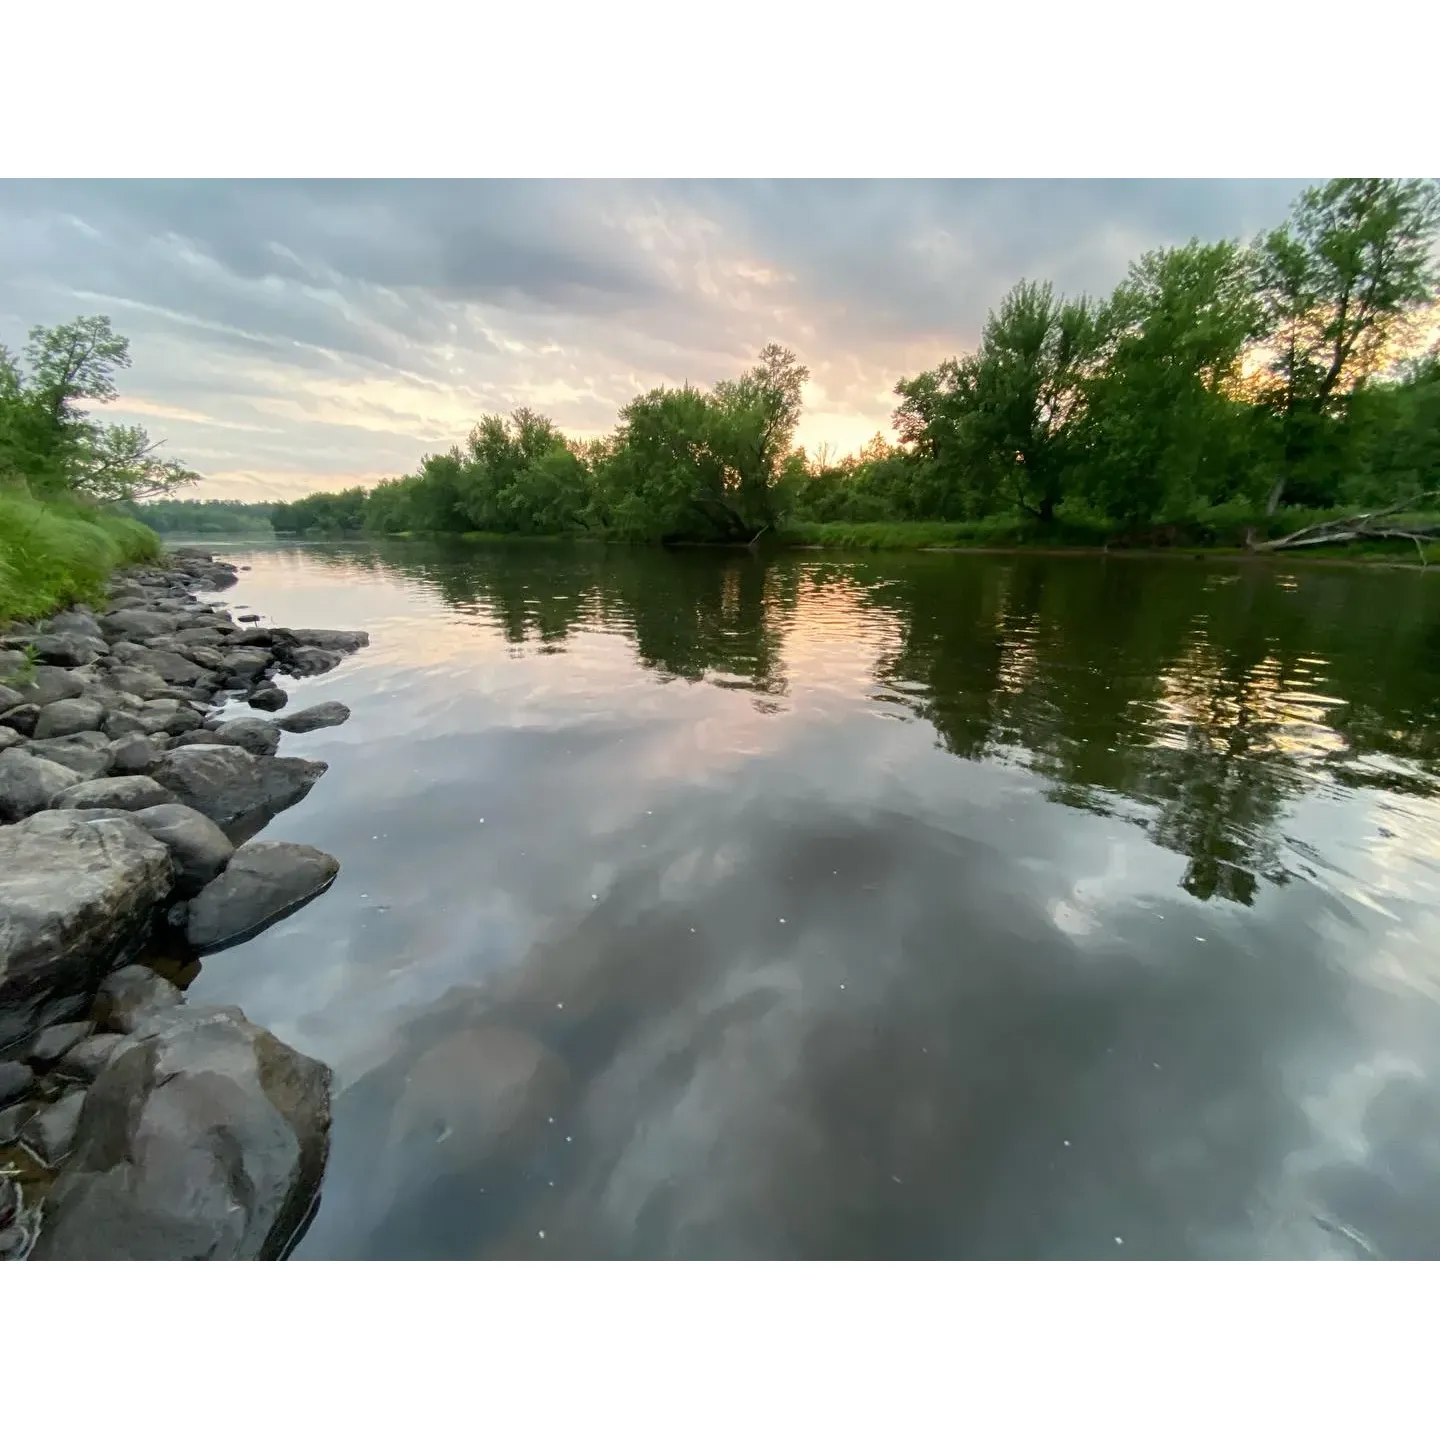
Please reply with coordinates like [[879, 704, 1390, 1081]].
[[1250, 491, 1440, 563]]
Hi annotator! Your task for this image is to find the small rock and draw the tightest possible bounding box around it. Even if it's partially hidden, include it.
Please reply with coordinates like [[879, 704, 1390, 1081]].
[[52, 774, 177, 812], [0, 682, 26, 712], [0, 702, 41, 736], [276, 701, 351, 733], [278, 646, 341, 678], [0, 748, 83, 821], [187, 840, 340, 952], [27, 1020, 96, 1066], [97, 965, 184, 1033], [0, 724, 25, 750], [0, 1060, 34, 1106], [212, 717, 281, 756], [19, 1090, 86, 1167]]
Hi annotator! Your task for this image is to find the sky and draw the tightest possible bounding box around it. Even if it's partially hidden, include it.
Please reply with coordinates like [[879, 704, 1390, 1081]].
[[0, 179, 1307, 503]]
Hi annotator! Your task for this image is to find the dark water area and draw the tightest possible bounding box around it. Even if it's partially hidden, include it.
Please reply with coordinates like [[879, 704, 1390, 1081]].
[[183, 540, 1440, 1259]]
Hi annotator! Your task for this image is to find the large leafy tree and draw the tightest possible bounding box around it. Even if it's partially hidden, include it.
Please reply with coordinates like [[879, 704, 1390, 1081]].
[[1081, 240, 1262, 523], [0, 315, 198, 501], [1254, 178, 1440, 510]]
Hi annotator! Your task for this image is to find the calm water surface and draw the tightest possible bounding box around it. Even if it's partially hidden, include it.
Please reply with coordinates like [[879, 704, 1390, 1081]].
[[184, 541, 1440, 1259]]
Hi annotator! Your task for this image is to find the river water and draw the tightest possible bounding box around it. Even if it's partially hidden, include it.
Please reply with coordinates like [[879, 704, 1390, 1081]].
[[183, 540, 1440, 1259]]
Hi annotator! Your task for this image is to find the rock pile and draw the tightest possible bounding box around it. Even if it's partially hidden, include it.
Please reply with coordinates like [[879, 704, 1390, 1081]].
[[0, 547, 365, 1260]]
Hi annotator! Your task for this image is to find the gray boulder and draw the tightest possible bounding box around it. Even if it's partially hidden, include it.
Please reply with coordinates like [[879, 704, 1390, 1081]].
[[31, 1006, 333, 1260], [0, 1102, 35, 1147], [276, 700, 350, 733], [19, 632, 106, 668], [150, 745, 326, 843], [0, 726, 26, 750], [220, 646, 274, 680], [20, 1090, 86, 1167], [186, 841, 340, 952], [278, 646, 341, 678], [96, 964, 184, 1033], [100, 609, 179, 641], [127, 803, 234, 895], [107, 732, 163, 775], [33, 696, 106, 739], [27, 1020, 95, 1066], [0, 811, 174, 1048], [106, 665, 168, 701], [126, 647, 212, 687], [53, 774, 176, 812], [56, 1031, 138, 1082], [44, 610, 104, 641], [277, 628, 368, 654], [0, 1060, 33, 1106], [246, 686, 289, 712], [26, 731, 112, 779], [0, 749, 83, 821], [0, 681, 24, 712], [0, 702, 40, 735], [8, 664, 86, 708], [211, 717, 281, 756]]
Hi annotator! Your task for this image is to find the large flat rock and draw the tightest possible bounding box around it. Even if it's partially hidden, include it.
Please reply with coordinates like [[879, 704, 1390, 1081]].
[[31, 1005, 332, 1261], [0, 812, 173, 1049]]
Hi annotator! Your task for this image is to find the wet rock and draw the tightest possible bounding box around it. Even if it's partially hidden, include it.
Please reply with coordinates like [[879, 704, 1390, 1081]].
[[276, 628, 369, 655], [100, 609, 179, 641], [0, 749, 83, 821], [237, 613, 261, 623], [33, 696, 106, 739], [52, 774, 176, 812], [150, 744, 325, 842], [278, 646, 341, 678], [32, 1005, 333, 1260], [0, 1060, 34, 1106], [107, 732, 164, 774], [25, 731, 113, 779], [187, 841, 340, 952], [0, 811, 173, 1048], [246, 685, 289, 713], [20, 1090, 85, 1167], [276, 700, 351, 733], [127, 803, 234, 895], [97, 964, 184, 1033], [57, 1032, 139, 1082], [27, 1021, 95, 1066], [0, 702, 41, 736]]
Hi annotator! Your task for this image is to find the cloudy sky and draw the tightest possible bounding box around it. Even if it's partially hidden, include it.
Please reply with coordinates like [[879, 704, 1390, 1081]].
[[0, 180, 1306, 502]]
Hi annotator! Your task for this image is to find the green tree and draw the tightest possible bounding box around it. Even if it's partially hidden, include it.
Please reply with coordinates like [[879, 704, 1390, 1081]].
[[1253, 178, 1440, 511]]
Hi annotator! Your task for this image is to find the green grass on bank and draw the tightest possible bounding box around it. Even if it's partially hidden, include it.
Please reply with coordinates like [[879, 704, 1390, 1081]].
[[0, 492, 161, 621]]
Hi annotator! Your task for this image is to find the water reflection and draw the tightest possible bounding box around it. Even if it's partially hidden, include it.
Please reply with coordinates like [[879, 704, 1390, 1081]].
[[184, 540, 1440, 1259]]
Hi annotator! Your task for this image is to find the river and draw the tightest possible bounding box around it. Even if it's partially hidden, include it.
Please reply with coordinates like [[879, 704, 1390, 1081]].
[[180, 540, 1440, 1259]]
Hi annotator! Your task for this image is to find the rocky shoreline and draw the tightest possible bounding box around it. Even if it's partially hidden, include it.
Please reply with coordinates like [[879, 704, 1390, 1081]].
[[0, 548, 363, 1260]]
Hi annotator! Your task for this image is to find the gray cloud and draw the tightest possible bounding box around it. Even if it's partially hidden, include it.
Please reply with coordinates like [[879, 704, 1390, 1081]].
[[0, 179, 1306, 499]]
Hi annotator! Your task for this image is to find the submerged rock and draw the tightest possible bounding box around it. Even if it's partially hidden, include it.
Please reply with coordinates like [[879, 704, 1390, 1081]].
[[149, 744, 325, 842], [0, 811, 173, 1048], [31, 1006, 333, 1261], [0, 749, 83, 822], [186, 841, 340, 952], [275, 700, 351, 733]]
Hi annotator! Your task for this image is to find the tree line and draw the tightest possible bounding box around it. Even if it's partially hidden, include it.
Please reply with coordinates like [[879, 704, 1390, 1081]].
[[272, 178, 1440, 545]]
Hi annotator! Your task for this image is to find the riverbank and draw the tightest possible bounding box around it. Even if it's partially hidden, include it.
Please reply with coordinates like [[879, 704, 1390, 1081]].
[[0, 547, 366, 1260]]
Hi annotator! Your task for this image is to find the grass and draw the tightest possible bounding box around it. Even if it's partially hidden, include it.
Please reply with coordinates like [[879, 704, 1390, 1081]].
[[0, 491, 162, 622]]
